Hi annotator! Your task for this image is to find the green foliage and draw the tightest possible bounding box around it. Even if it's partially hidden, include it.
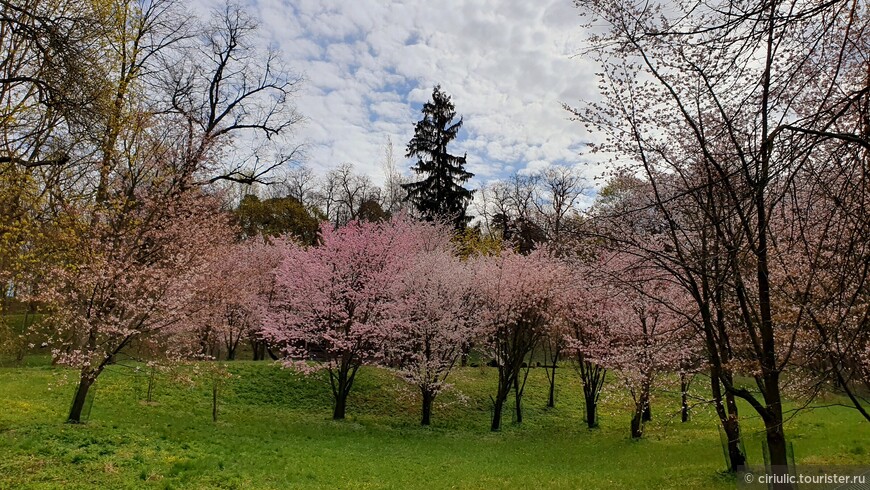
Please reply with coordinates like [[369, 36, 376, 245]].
[[452, 226, 502, 259], [233, 194, 321, 244], [356, 199, 390, 223], [1, 360, 868, 489]]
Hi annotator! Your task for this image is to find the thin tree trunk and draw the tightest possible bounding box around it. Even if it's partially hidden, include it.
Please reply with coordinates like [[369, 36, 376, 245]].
[[491, 370, 512, 431], [68, 372, 94, 423], [680, 374, 690, 423], [631, 387, 650, 439], [491, 393, 505, 431], [584, 395, 598, 429], [547, 366, 557, 408], [579, 360, 605, 429], [330, 363, 358, 420], [712, 370, 746, 471], [421, 388, 434, 426], [544, 344, 561, 408], [630, 407, 644, 439]]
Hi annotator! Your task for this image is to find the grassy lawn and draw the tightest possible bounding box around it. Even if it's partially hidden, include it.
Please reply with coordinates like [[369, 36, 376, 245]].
[[0, 360, 867, 489]]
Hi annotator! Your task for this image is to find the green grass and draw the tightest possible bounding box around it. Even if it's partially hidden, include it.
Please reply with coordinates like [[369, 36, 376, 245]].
[[0, 360, 867, 489]]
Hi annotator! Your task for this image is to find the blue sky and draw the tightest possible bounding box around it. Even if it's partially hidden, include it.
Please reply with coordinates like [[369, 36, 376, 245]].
[[192, 0, 603, 195]]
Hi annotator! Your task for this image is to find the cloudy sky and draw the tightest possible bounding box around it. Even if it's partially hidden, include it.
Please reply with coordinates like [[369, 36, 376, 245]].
[[194, 0, 602, 193]]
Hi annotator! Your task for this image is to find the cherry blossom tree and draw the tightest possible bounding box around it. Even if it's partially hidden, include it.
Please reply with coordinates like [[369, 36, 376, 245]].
[[384, 245, 476, 425], [569, 0, 867, 473], [473, 250, 570, 431], [558, 262, 616, 429], [263, 217, 449, 420], [597, 273, 690, 439], [39, 191, 233, 423], [191, 239, 280, 361]]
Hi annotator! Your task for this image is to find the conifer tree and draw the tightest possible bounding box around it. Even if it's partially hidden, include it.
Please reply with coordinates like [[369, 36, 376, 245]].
[[402, 86, 474, 230]]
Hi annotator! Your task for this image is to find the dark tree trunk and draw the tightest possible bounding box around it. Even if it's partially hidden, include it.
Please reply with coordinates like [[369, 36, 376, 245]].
[[681, 391, 689, 423], [631, 386, 650, 439], [723, 415, 745, 469], [252, 342, 266, 361], [547, 366, 556, 408], [544, 344, 560, 408], [762, 373, 791, 476], [491, 392, 506, 431], [491, 371, 512, 431], [333, 392, 348, 420], [630, 409, 644, 439], [329, 362, 359, 421], [642, 403, 652, 422], [545, 360, 558, 408], [67, 372, 94, 423], [680, 372, 690, 422], [513, 375, 523, 424], [421, 389, 434, 426], [584, 396, 598, 429], [712, 371, 746, 471], [579, 360, 605, 429]]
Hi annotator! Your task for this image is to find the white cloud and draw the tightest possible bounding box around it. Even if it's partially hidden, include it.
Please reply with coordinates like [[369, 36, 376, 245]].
[[195, 0, 602, 193]]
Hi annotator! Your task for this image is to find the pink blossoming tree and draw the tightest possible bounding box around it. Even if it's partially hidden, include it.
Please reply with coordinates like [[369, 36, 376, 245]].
[[473, 250, 570, 431], [40, 192, 232, 423], [384, 245, 476, 425], [264, 217, 448, 419]]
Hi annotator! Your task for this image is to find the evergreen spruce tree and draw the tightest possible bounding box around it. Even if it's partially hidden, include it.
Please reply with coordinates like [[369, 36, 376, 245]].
[[402, 85, 474, 230]]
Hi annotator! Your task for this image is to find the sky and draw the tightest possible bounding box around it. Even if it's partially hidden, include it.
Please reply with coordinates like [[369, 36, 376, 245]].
[[191, 0, 603, 196]]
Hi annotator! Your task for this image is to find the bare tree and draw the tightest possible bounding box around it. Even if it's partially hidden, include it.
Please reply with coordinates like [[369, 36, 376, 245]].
[[163, 1, 304, 187], [381, 135, 409, 215], [533, 165, 586, 253]]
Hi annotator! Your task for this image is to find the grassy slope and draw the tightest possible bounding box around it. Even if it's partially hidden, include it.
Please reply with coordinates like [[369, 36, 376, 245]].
[[0, 361, 867, 489]]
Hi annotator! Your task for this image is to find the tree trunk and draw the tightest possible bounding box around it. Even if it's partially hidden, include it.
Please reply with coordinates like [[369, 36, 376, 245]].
[[642, 403, 651, 422], [491, 371, 512, 431], [421, 389, 434, 426], [579, 360, 605, 429], [67, 372, 94, 423], [630, 408, 643, 439], [680, 372, 690, 422], [762, 376, 791, 485], [631, 386, 650, 438], [584, 395, 598, 429], [723, 415, 745, 468], [547, 364, 556, 408], [681, 391, 689, 423], [712, 371, 746, 471], [253, 342, 266, 361], [491, 393, 505, 431], [513, 376, 523, 424], [332, 385, 348, 420]]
